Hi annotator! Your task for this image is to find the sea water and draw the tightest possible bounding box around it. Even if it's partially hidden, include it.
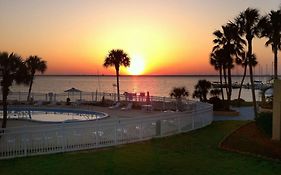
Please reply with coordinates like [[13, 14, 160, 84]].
[[9, 75, 273, 101]]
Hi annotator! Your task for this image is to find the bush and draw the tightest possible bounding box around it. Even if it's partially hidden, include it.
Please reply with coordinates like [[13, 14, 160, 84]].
[[256, 112, 272, 137], [208, 97, 224, 111]]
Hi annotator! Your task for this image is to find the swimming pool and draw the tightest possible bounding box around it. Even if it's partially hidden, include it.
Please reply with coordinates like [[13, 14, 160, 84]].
[[1, 107, 109, 123]]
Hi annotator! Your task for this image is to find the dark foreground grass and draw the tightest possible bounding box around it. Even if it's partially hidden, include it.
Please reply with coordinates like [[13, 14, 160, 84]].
[[0, 121, 280, 175]]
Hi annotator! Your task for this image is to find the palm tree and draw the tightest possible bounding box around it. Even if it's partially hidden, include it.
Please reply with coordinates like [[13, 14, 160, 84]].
[[25, 55, 47, 101], [210, 89, 221, 98], [235, 52, 257, 100], [170, 87, 189, 99], [235, 52, 247, 100], [258, 9, 281, 80], [170, 87, 189, 111], [0, 52, 30, 128], [192, 80, 212, 102], [212, 23, 245, 106], [210, 49, 225, 101], [235, 8, 261, 118], [104, 49, 130, 102]]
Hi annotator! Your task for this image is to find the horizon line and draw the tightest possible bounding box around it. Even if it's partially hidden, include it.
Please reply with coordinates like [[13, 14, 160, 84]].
[[36, 74, 276, 77]]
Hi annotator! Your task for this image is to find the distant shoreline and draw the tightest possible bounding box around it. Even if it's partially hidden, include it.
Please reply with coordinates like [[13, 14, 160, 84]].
[[36, 74, 276, 77]]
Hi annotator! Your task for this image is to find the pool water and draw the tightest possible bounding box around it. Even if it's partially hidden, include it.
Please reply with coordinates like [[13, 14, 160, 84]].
[[1, 108, 109, 123]]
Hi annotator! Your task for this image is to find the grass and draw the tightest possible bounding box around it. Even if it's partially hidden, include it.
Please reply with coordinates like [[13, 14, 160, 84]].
[[256, 112, 273, 137], [0, 121, 280, 175]]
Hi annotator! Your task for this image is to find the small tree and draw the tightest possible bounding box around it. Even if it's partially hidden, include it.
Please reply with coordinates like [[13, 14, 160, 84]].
[[210, 89, 221, 98], [170, 87, 189, 99], [192, 80, 211, 102], [170, 87, 189, 111]]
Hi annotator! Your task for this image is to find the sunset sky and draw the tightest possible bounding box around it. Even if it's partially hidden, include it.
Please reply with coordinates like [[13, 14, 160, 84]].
[[0, 0, 280, 75]]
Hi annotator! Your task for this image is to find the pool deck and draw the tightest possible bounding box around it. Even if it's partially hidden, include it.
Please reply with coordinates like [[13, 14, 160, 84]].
[[0, 104, 165, 128], [1, 104, 258, 128]]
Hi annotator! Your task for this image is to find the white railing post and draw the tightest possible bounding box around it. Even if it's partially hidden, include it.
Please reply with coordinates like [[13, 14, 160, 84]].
[[61, 123, 66, 152], [177, 117, 181, 133], [23, 127, 27, 157], [114, 120, 117, 144], [192, 115, 194, 129]]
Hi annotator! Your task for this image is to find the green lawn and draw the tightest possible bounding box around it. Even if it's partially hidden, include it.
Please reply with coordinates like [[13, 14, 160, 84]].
[[0, 121, 280, 175]]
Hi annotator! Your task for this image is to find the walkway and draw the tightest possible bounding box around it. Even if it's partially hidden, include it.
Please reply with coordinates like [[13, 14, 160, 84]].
[[213, 106, 255, 121]]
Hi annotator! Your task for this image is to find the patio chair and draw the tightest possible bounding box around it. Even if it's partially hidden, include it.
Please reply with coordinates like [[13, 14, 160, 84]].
[[121, 102, 133, 111], [109, 102, 121, 109]]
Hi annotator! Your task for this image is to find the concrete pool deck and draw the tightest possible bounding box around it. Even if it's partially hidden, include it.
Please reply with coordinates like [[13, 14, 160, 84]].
[[0, 104, 165, 128], [1, 105, 258, 128]]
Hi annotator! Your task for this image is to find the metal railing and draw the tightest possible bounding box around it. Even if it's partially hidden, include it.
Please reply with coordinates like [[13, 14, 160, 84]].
[[1, 91, 197, 111], [0, 102, 213, 159]]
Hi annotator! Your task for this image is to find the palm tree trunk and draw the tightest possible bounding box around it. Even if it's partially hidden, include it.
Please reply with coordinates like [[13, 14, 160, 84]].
[[27, 75, 34, 101], [274, 48, 278, 80], [116, 69, 120, 102], [2, 87, 8, 128], [248, 40, 258, 119], [219, 67, 224, 101], [223, 67, 228, 94], [238, 64, 247, 100], [223, 67, 229, 110], [227, 66, 232, 105], [249, 64, 258, 118]]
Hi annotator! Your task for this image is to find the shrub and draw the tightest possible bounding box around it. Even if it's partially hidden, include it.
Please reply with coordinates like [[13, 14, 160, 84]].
[[209, 97, 221, 111], [256, 112, 272, 137]]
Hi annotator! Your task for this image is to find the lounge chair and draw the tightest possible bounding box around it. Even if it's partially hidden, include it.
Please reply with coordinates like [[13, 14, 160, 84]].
[[109, 102, 120, 109], [34, 100, 43, 106], [121, 102, 133, 111]]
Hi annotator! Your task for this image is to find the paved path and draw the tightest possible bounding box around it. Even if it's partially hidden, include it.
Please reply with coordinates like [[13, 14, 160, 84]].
[[213, 106, 255, 121]]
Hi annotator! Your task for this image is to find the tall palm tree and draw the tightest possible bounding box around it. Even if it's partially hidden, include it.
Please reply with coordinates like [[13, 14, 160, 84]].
[[235, 8, 261, 118], [104, 49, 130, 102], [192, 80, 212, 102], [0, 52, 30, 128], [25, 55, 47, 101], [212, 23, 245, 106], [235, 52, 246, 100], [210, 48, 225, 101], [258, 9, 281, 80]]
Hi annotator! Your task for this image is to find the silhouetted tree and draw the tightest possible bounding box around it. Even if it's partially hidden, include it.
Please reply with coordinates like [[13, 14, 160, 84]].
[[192, 80, 212, 102], [25, 55, 47, 101], [235, 8, 261, 118], [210, 49, 225, 101], [103, 49, 130, 102], [235, 52, 247, 100], [0, 52, 30, 128], [210, 88, 221, 98], [170, 87, 189, 99], [170, 87, 189, 111], [258, 9, 281, 80], [212, 23, 245, 107]]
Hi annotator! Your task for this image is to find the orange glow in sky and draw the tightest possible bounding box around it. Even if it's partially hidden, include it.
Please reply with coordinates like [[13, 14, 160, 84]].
[[0, 0, 280, 75]]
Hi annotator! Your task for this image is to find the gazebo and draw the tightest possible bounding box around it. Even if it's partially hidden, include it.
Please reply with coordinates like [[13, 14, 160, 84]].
[[64, 87, 82, 100]]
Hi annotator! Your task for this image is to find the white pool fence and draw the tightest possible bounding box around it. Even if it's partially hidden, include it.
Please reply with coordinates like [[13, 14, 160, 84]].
[[0, 102, 213, 159]]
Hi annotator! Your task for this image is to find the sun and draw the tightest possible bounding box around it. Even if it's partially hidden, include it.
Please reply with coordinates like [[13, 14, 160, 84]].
[[128, 55, 145, 75]]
